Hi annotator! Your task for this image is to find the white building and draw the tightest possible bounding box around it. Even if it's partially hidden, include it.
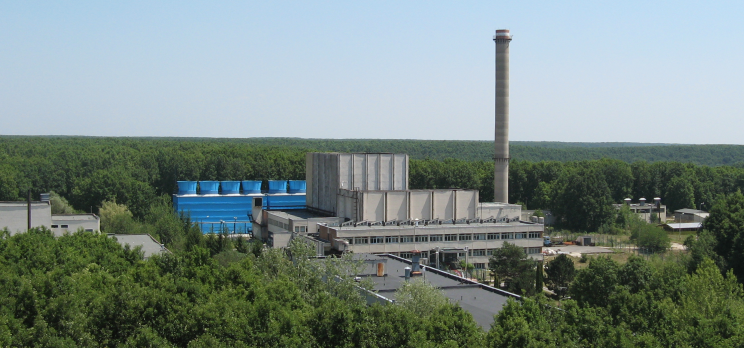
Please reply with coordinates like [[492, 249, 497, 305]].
[[0, 200, 100, 236], [51, 214, 101, 236]]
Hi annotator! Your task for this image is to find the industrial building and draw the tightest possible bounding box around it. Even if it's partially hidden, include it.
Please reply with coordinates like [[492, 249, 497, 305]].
[[0, 196, 100, 236], [172, 180, 306, 234], [251, 152, 544, 270], [613, 198, 667, 223]]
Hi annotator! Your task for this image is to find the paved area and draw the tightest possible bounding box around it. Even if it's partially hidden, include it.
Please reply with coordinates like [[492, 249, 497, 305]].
[[544, 245, 614, 258]]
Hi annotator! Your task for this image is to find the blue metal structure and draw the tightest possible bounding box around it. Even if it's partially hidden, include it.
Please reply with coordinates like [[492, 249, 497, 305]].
[[199, 181, 220, 194], [242, 180, 261, 194], [173, 180, 306, 234], [268, 180, 287, 194], [177, 181, 197, 195], [221, 181, 241, 194], [288, 180, 307, 193]]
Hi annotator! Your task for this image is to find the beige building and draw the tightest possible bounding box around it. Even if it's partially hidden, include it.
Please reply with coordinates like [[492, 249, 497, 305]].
[[254, 152, 544, 268]]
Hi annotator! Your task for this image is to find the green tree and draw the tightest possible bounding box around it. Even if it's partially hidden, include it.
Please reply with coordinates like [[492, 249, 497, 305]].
[[489, 242, 536, 295], [630, 223, 670, 253], [49, 191, 77, 214], [99, 200, 138, 234], [545, 254, 575, 298], [394, 279, 450, 318], [665, 174, 696, 212], [552, 166, 615, 232], [570, 256, 619, 307], [702, 191, 744, 280]]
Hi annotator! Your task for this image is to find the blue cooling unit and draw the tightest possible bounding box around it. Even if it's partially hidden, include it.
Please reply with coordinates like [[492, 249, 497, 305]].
[[173, 180, 306, 234]]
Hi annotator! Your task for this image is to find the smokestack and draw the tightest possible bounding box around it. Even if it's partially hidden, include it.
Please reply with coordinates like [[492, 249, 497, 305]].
[[493, 29, 512, 203]]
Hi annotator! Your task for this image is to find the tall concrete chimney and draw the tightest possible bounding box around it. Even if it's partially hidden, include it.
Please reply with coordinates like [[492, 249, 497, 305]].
[[493, 29, 512, 203]]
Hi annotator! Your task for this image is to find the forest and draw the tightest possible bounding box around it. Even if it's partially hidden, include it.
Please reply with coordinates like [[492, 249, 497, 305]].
[[2, 136, 744, 232], [4, 136, 744, 345]]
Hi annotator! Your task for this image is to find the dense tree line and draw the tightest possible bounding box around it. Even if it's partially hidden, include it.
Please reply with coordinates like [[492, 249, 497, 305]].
[[4, 137, 744, 231], [216, 137, 744, 165]]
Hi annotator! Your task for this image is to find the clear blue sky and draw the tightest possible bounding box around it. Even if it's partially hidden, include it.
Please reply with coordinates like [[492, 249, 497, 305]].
[[2, 1, 743, 144]]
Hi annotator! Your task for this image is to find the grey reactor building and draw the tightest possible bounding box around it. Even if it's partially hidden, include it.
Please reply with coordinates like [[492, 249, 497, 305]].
[[253, 152, 544, 270]]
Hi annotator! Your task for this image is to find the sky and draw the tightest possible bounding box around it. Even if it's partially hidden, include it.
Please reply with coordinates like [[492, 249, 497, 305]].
[[1, 1, 743, 144]]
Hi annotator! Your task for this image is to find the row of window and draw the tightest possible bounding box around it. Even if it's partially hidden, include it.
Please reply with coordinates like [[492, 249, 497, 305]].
[[293, 225, 307, 233], [348, 232, 541, 245], [268, 219, 289, 231], [50, 225, 94, 232], [391, 247, 540, 261]]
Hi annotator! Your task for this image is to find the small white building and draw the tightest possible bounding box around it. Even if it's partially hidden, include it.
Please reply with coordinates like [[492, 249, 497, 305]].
[[51, 214, 100, 236]]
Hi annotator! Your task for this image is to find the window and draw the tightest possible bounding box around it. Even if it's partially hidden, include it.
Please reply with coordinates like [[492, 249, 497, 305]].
[[85, 229, 94, 232], [474, 263, 486, 269], [487, 233, 499, 240], [459, 234, 472, 241], [421, 251, 429, 258], [458, 252, 466, 258], [502, 233, 514, 240], [299, 226, 306, 232], [415, 235, 428, 243], [370, 236, 384, 244], [529, 232, 540, 239], [473, 233, 487, 241], [400, 252, 414, 259], [486, 249, 494, 256], [51, 225, 59, 228], [515, 233, 526, 239], [400, 235, 414, 243], [527, 247, 541, 254], [429, 234, 443, 242], [385, 236, 399, 243], [354, 237, 368, 244], [445, 234, 458, 242], [61, 225, 69, 228], [347, 238, 354, 245], [471, 249, 486, 256], [294, 226, 300, 232]]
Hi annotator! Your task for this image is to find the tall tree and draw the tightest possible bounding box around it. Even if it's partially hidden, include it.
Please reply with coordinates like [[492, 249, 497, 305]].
[[544, 254, 575, 298], [703, 191, 744, 280], [489, 242, 536, 295], [552, 166, 614, 232]]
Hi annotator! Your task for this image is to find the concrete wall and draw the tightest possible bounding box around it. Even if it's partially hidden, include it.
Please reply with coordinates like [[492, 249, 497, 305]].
[[341, 189, 479, 222], [306, 153, 409, 215], [51, 214, 100, 236], [0, 202, 52, 235], [478, 203, 521, 221]]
